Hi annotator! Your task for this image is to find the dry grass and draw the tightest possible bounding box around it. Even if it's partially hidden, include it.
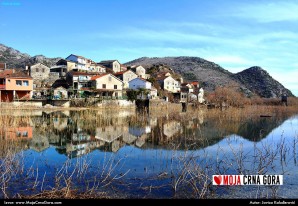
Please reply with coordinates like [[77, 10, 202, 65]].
[[1, 100, 298, 199]]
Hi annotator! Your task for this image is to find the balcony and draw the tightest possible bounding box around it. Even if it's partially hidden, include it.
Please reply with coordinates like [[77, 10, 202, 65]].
[[0, 84, 5, 89]]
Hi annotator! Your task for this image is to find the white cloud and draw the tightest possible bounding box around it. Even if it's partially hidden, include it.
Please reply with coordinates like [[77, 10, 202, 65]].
[[234, 2, 298, 23]]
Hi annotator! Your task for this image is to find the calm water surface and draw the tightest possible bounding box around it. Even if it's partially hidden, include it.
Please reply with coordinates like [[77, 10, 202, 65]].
[[0, 108, 297, 199]]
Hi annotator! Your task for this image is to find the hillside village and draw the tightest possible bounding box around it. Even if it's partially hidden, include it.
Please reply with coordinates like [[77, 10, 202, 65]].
[[0, 54, 205, 106]]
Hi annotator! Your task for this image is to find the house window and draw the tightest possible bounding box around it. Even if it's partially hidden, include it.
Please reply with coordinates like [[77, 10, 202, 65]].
[[42, 68, 45, 72], [36, 68, 39, 72], [23, 81, 29, 86], [22, 131, 28, 137], [102, 84, 106, 89], [16, 80, 22, 86], [115, 92, 118, 97], [114, 85, 117, 89]]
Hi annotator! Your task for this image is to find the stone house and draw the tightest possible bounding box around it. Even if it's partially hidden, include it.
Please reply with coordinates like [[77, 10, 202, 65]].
[[98, 60, 122, 73], [114, 70, 138, 89], [130, 65, 146, 79], [53, 86, 68, 99], [29, 63, 50, 80], [28, 63, 59, 98]]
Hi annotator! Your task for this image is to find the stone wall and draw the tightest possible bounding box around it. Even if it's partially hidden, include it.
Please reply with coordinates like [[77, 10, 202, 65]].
[[30, 63, 50, 80]]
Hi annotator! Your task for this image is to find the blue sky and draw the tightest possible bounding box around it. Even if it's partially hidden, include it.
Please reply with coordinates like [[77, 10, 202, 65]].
[[0, 0, 297, 96]]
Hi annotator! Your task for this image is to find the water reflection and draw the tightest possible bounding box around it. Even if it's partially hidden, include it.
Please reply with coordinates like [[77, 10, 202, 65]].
[[0, 108, 298, 198], [0, 109, 294, 157]]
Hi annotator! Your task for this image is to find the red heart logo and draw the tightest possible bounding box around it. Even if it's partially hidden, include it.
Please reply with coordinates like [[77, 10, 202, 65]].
[[214, 176, 222, 185]]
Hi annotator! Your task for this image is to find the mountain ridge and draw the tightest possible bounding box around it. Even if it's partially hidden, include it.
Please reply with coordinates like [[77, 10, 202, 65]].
[[0, 44, 294, 98], [0, 43, 61, 68], [125, 57, 294, 98]]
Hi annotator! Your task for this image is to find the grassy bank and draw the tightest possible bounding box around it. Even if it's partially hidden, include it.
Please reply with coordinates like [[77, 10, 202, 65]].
[[0, 103, 298, 199]]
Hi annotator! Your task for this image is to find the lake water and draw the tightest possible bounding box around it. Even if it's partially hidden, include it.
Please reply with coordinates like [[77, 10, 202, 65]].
[[0, 108, 297, 199]]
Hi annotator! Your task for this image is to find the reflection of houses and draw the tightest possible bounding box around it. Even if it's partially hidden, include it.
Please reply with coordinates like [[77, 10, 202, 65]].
[[53, 117, 69, 131], [30, 135, 50, 152], [163, 121, 181, 138], [129, 125, 151, 137], [1, 127, 33, 140], [0, 69, 33, 102], [66, 131, 98, 157], [135, 134, 148, 148], [128, 125, 151, 148], [95, 125, 127, 152]]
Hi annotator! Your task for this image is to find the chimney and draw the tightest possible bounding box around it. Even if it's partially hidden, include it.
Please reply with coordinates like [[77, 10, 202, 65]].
[[26, 65, 31, 76]]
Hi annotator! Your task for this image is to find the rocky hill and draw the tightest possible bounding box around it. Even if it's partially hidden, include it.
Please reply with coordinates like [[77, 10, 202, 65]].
[[233, 66, 293, 98], [0, 43, 61, 68], [125, 57, 294, 98], [125, 56, 241, 92], [0, 43, 294, 98]]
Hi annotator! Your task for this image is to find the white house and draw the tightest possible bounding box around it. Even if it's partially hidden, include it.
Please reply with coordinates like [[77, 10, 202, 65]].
[[66, 54, 88, 71], [98, 60, 122, 73], [162, 76, 180, 93], [114, 70, 138, 89], [130, 65, 146, 79], [128, 77, 151, 90], [91, 73, 124, 98]]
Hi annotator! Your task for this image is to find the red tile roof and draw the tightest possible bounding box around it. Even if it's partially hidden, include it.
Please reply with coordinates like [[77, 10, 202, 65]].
[[0, 69, 32, 79], [191, 81, 199, 86], [90, 73, 108, 81]]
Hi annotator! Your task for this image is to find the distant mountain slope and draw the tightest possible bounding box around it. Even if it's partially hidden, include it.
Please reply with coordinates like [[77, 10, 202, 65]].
[[1, 44, 294, 98], [126, 57, 294, 98], [125, 56, 242, 92], [0, 43, 61, 68], [233, 66, 294, 98]]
